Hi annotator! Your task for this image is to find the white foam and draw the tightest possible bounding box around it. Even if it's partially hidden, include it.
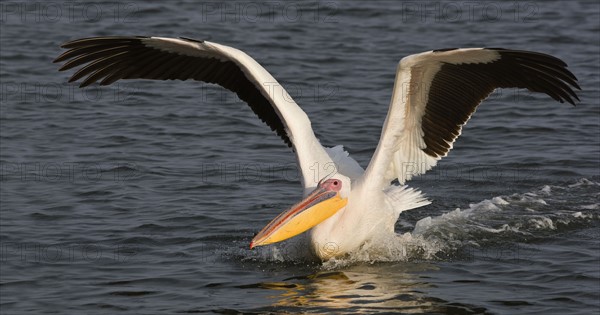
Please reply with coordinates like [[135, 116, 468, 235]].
[[492, 196, 509, 205], [540, 185, 552, 195], [413, 207, 473, 236], [469, 199, 502, 211], [478, 223, 524, 234], [580, 204, 599, 210], [568, 178, 600, 188], [321, 232, 444, 268], [572, 211, 594, 218], [249, 178, 599, 264], [509, 193, 548, 205], [529, 217, 556, 230]]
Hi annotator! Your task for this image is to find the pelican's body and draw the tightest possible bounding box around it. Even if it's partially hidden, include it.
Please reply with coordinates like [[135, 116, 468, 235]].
[[55, 37, 580, 260]]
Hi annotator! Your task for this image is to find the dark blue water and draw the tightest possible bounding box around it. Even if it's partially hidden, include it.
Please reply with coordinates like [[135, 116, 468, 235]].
[[1, 1, 598, 314]]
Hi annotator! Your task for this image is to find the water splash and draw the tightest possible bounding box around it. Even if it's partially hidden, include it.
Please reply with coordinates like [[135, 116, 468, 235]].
[[244, 178, 598, 265]]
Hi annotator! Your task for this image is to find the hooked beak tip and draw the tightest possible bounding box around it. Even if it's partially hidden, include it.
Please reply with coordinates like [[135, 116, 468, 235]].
[[249, 241, 255, 249]]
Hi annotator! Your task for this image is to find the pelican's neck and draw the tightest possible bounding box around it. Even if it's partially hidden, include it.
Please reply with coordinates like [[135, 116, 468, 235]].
[[291, 129, 334, 193]]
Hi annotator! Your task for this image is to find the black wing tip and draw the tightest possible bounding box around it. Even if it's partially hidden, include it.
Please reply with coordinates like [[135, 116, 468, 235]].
[[493, 48, 581, 104], [59, 36, 149, 48], [179, 36, 204, 43], [567, 94, 580, 107], [433, 48, 459, 53], [53, 56, 65, 64], [495, 48, 568, 67], [56, 36, 148, 63], [55, 35, 294, 148]]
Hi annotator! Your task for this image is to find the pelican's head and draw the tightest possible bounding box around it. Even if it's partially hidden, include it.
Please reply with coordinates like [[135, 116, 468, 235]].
[[250, 176, 350, 249]]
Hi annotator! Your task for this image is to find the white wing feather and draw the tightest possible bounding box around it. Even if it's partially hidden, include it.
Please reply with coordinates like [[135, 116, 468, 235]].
[[361, 48, 501, 189]]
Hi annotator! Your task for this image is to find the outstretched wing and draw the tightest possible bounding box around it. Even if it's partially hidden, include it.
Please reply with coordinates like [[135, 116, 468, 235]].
[[361, 48, 580, 189], [55, 36, 333, 188]]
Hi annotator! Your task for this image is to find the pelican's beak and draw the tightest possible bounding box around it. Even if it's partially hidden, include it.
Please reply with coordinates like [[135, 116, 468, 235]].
[[250, 187, 347, 249]]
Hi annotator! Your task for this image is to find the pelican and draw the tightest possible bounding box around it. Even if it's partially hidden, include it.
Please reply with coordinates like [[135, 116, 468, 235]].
[[54, 36, 580, 260]]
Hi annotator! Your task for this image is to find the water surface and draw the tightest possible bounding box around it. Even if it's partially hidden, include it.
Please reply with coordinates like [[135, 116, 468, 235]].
[[1, 1, 599, 314]]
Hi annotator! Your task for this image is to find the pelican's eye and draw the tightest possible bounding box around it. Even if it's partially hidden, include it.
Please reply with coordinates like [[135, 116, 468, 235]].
[[321, 179, 342, 192]]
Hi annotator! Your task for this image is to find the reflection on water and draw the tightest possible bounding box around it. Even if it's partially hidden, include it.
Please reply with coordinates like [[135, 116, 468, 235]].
[[238, 263, 489, 314]]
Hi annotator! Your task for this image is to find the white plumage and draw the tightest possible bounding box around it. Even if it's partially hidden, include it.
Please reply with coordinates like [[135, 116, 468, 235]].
[[55, 37, 580, 260]]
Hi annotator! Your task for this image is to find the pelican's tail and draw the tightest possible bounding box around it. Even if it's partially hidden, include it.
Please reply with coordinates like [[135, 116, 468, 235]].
[[384, 185, 431, 216]]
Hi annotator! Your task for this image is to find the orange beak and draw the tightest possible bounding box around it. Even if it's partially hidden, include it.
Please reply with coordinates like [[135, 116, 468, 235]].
[[250, 186, 347, 249]]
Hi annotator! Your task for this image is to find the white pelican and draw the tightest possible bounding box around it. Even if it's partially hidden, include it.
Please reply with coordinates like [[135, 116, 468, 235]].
[[54, 36, 580, 260]]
